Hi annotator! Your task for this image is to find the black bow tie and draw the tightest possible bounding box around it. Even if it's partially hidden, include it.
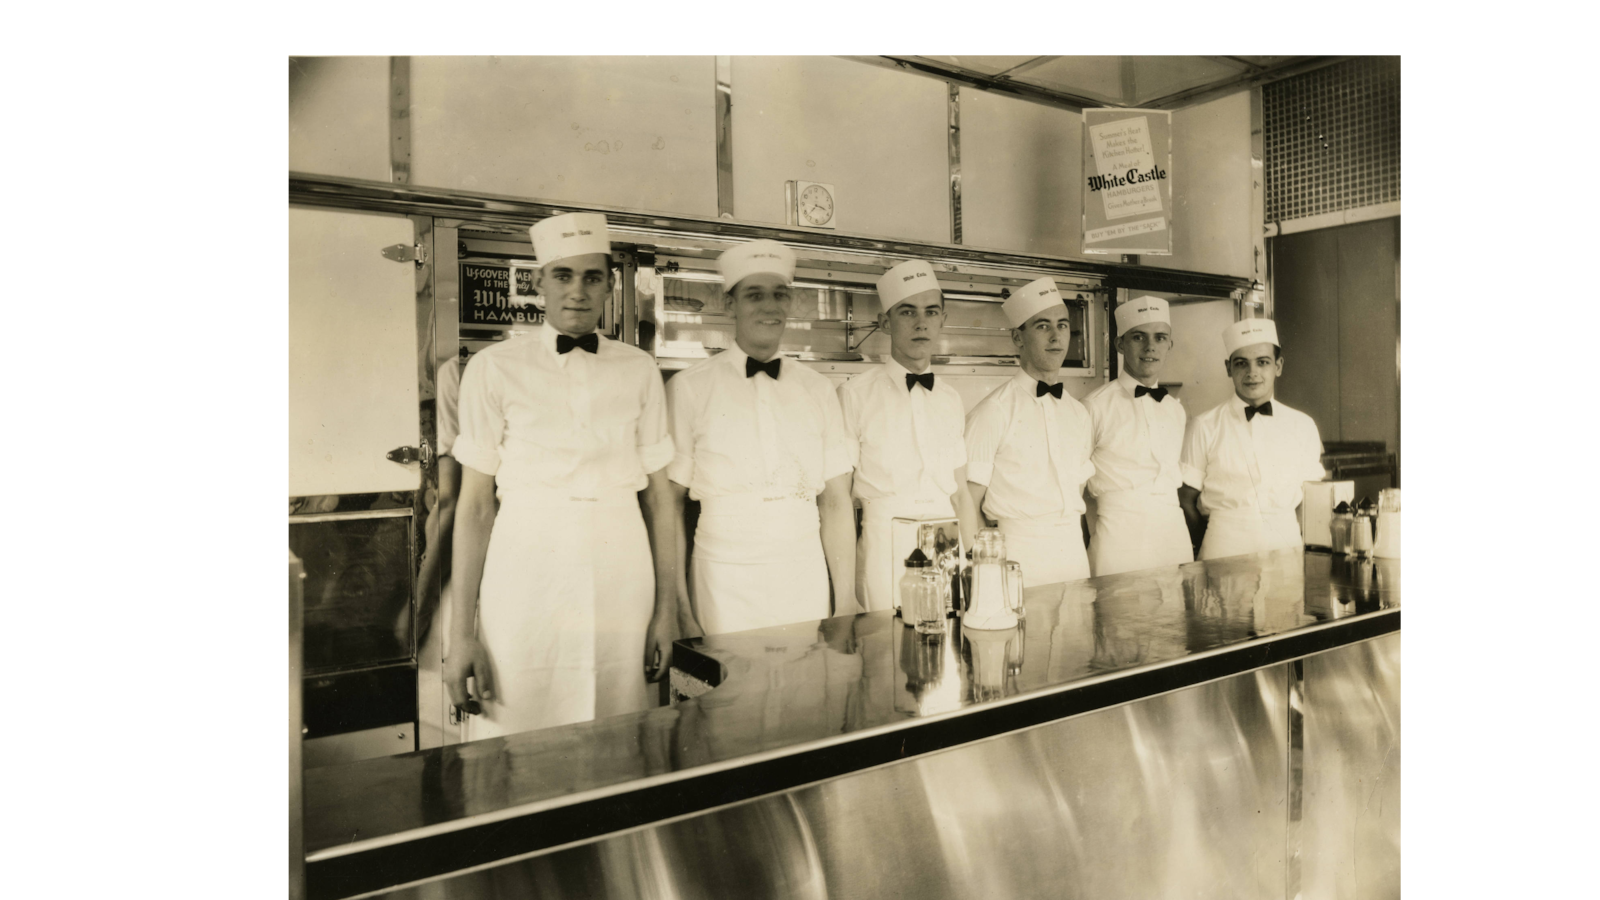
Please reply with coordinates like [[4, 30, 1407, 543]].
[[745, 355, 782, 380], [1245, 401, 1273, 421], [1134, 384, 1168, 402], [555, 332, 599, 355], [905, 372, 935, 392], [1035, 381, 1063, 400]]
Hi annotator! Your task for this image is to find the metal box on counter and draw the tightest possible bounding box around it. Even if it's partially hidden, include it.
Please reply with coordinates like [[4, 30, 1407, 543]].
[[1300, 480, 1355, 549]]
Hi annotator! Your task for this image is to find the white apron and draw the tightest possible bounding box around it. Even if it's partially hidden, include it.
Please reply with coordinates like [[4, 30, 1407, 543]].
[[997, 516, 1091, 588], [857, 494, 956, 612], [1199, 508, 1304, 561], [692, 495, 830, 635], [464, 487, 655, 740], [1089, 489, 1194, 577]]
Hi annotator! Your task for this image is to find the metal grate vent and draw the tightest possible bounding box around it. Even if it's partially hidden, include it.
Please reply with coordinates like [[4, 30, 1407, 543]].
[[1264, 57, 1399, 223]]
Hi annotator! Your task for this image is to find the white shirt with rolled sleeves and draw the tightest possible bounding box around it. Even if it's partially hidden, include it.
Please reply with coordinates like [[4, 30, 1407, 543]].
[[454, 327, 674, 491], [964, 371, 1096, 586], [451, 327, 674, 738], [1083, 372, 1194, 576], [1180, 395, 1326, 560], [838, 358, 967, 610], [667, 347, 854, 634]]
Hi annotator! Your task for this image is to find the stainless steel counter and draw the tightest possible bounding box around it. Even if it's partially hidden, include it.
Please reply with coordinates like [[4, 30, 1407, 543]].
[[304, 549, 1398, 900]]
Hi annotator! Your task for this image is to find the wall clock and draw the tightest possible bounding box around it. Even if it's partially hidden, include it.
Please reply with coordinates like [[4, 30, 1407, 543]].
[[794, 180, 837, 229]]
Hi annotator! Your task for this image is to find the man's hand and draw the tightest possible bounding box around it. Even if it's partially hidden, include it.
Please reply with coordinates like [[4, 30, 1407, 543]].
[[643, 608, 676, 683], [444, 634, 495, 712]]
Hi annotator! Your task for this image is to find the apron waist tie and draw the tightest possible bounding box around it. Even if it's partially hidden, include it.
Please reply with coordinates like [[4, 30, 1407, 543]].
[[860, 494, 954, 522], [696, 494, 821, 563], [498, 486, 640, 509], [1095, 489, 1180, 515]]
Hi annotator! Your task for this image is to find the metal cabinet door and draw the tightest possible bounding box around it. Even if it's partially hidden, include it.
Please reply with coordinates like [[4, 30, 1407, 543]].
[[290, 206, 429, 762], [290, 206, 422, 496]]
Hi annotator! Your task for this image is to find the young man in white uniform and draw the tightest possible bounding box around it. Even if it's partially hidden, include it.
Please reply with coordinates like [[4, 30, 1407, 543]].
[[667, 239, 857, 634], [1179, 318, 1326, 560], [964, 277, 1097, 587], [445, 213, 682, 738], [1083, 296, 1194, 576], [838, 259, 983, 611]]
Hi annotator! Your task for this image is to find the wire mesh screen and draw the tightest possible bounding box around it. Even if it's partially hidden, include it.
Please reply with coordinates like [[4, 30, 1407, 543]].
[[1264, 57, 1399, 223]]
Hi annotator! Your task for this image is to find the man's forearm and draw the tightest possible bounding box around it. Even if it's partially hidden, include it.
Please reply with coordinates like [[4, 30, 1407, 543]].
[[1178, 486, 1206, 551], [967, 482, 993, 528], [819, 509, 856, 615], [640, 470, 679, 622], [450, 482, 496, 645], [818, 477, 857, 615], [667, 481, 697, 630]]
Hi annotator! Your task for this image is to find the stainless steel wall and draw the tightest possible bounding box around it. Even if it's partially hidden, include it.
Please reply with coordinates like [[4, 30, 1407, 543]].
[[290, 57, 392, 183], [289, 58, 1258, 277]]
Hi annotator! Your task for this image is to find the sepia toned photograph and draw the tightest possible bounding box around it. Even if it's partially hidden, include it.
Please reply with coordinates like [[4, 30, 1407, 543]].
[[288, 54, 1400, 899]]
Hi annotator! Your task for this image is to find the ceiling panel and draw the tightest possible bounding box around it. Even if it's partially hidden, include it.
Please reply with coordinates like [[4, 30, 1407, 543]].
[[1129, 56, 1250, 104], [916, 55, 1038, 76], [1231, 56, 1295, 69], [886, 55, 1315, 110], [1010, 56, 1127, 105]]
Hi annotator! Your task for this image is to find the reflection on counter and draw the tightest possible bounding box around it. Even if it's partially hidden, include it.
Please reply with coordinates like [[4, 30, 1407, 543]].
[[373, 635, 1403, 900], [304, 549, 1397, 865]]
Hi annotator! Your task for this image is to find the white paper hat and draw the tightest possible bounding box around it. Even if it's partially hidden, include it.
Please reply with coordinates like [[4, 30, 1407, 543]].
[[1222, 318, 1280, 357], [529, 213, 611, 266], [718, 239, 796, 291], [1003, 277, 1066, 329], [1115, 295, 1171, 332], [876, 259, 942, 310]]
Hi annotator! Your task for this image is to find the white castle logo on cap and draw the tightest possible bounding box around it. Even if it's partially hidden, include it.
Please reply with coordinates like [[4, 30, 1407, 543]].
[[1002, 276, 1067, 329], [1115, 295, 1171, 333], [531, 213, 611, 265], [1221, 317, 1281, 357], [876, 259, 942, 310], [718, 239, 797, 289]]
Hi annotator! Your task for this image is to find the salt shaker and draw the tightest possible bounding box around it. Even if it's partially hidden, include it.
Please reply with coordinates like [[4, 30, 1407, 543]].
[[1331, 501, 1353, 555], [1351, 498, 1375, 558]]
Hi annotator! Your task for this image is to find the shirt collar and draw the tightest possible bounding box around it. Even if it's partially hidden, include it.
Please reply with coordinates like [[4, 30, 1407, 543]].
[[1116, 371, 1149, 397], [1230, 393, 1274, 417], [540, 325, 603, 362], [721, 343, 750, 372], [882, 356, 919, 383]]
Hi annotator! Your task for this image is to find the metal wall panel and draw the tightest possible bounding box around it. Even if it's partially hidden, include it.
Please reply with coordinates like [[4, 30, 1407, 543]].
[[958, 87, 1086, 259], [1146, 90, 1257, 279], [1272, 225, 1344, 441], [290, 57, 393, 183], [409, 57, 719, 218], [1298, 633, 1401, 900], [1334, 217, 1400, 459], [730, 56, 949, 242]]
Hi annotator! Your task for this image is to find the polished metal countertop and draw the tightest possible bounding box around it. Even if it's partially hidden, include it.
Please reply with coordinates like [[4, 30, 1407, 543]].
[[304, 549, 1398, 900]]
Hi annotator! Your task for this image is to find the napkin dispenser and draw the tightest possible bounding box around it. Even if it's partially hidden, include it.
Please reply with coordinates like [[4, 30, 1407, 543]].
[[890, 516, 962, 612], [1300, 480, 1354, 549]]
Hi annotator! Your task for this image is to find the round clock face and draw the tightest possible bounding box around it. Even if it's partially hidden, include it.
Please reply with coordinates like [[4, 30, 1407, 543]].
[[799, 185, 834, 226]]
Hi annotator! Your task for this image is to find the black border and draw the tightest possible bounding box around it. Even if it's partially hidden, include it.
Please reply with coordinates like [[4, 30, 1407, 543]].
[[306, 609, 1396, 900]]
